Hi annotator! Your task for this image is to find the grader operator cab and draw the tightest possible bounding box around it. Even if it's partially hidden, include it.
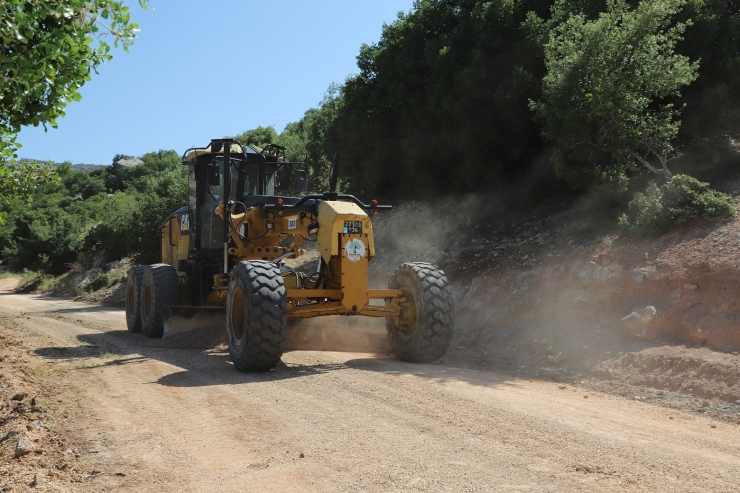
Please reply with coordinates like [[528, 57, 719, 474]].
[[125, 138, 454, 371]]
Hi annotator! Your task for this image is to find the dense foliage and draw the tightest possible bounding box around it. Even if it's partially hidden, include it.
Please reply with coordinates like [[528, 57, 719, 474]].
[[329, 0, 551, 196], [532, 0, 699, 186], [264, 0, 740, 197], [0, 151, 185, 274], [1, 0, 148, 226], [3, 0, 740, 274]]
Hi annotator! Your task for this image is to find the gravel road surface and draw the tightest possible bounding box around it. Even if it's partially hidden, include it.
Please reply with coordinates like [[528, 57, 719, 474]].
[[1, 280, 738, 492]]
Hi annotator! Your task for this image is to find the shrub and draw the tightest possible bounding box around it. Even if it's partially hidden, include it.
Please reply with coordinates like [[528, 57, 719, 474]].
[[14, 271, 50, 293], [83, 271, 124, 292], [618, 174, 736, 237]]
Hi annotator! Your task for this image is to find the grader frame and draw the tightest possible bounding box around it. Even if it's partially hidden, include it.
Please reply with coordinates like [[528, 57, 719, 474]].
[[125, 138, 454, 371]]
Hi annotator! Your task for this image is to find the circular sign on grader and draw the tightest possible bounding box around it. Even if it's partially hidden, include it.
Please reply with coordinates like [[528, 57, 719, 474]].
[[344, 238, 366, 262]]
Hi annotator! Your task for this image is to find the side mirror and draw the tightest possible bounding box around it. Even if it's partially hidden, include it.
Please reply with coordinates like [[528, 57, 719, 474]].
[[295, 169, 308, 191], [211, 140, 223, 153], [207, 162, 220, 186]]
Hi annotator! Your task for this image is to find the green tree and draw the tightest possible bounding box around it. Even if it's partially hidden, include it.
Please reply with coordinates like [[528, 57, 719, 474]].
[[1, 0, 148, 158], [0, 161, 58, 224], [329, 0, 551, 197], [531, 0, 699, 187], [0, 0, 148, 225], [231, 126, 278, 148], [276, 84, 345, 193]]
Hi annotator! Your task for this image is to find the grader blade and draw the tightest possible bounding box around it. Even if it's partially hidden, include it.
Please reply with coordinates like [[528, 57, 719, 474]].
[[162, 306, 226, 348]]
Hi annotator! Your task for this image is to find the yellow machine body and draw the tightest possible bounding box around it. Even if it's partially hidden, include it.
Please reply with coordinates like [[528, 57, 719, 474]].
[[160, 146, 403, 323], [134, 139, 452, 368]]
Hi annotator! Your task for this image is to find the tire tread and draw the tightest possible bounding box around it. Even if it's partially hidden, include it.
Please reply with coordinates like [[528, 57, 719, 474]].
[[227, 260, 287, 371], [125, 265, 146, 333], [141, 263, 179, 338], [387, 262, 454, 363]]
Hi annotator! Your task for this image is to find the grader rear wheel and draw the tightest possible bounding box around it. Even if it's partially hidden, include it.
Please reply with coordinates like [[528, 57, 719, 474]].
[[125, 265, 146, 333], [226, 260, 287, 372], [140, 264, 180, 338], [386, 262, 454, 363]]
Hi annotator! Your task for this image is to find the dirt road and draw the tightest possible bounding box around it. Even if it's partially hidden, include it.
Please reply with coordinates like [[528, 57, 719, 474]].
[[1, 280, 739, 492]]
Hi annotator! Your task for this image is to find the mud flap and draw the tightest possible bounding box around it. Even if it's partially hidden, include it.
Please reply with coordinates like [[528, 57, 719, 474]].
[[162, 306, 227, 348]]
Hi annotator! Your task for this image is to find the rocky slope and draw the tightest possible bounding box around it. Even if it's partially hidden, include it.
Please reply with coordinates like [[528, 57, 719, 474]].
[[369, 183, 740, 402]]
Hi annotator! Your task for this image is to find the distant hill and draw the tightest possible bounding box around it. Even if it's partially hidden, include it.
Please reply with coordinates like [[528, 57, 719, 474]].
[[70, 163, 106, 172], [17, 158, 107, 172]]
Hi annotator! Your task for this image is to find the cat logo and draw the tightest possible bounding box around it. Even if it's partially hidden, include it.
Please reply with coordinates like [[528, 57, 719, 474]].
[[178, 213, 190, 235]]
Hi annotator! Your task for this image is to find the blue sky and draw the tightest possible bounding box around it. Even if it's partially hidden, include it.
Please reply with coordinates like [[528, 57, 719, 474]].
[[17, 0, 414, 164]]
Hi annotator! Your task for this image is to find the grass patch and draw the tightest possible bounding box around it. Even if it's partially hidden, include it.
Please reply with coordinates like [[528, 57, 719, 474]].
[[14, 270, 78, 296], [99, 347, 123, 359], [14, 270, 51, 293], [23, 365, 62, 383]]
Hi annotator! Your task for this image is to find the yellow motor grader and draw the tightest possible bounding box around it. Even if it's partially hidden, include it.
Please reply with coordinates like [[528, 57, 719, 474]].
[[125, 139, 454, 371]]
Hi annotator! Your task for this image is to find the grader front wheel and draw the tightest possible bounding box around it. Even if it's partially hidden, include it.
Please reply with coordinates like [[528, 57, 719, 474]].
[[386, 262, 454, 363], [226, 260, 288, 372]]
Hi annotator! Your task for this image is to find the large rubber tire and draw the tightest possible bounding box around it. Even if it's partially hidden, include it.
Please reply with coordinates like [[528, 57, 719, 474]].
[[226, 260, 287, 372], [386, 262, 454, 363], [125, 265, 146, 333], [140, 264, 180, 339]]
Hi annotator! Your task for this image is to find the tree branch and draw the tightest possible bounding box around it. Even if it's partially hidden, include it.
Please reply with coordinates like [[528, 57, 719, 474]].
[[631, 151, 672, 180]]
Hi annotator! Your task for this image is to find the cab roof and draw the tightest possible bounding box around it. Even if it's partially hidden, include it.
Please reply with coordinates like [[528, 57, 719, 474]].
[[182, 143, 258, 166]]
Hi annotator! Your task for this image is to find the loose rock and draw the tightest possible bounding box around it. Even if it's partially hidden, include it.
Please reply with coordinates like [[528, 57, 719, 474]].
[[15, 438, 33, 458], [0, 431, 18, 443], [26, 420, 42, 431], [622, 306, 658, 339]]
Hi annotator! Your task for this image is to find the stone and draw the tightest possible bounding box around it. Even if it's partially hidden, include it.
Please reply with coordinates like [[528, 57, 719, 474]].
[[576, 261, 597, 282], [509, 271, 537, 295], [467, 276, 483, 296], [10, 392, 27, 401], [622, 306, 659, 339], [15, 438, 33, 458], [0, 431, 18, 443], [630, 268, 648, 283], [104, 260, 125, 271], [595, 262, 623, 282], [642, 306, 657, 318], [113, 156, 143, 169], [92, 254, 108, 269], [74, 268, 102, 289], [26, 420, 42, 431]]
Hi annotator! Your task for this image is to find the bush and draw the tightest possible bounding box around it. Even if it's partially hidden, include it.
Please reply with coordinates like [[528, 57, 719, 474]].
[[14, 271, 50, 293], [618, 174, 736, 237], [83, 271, 124, 292]]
